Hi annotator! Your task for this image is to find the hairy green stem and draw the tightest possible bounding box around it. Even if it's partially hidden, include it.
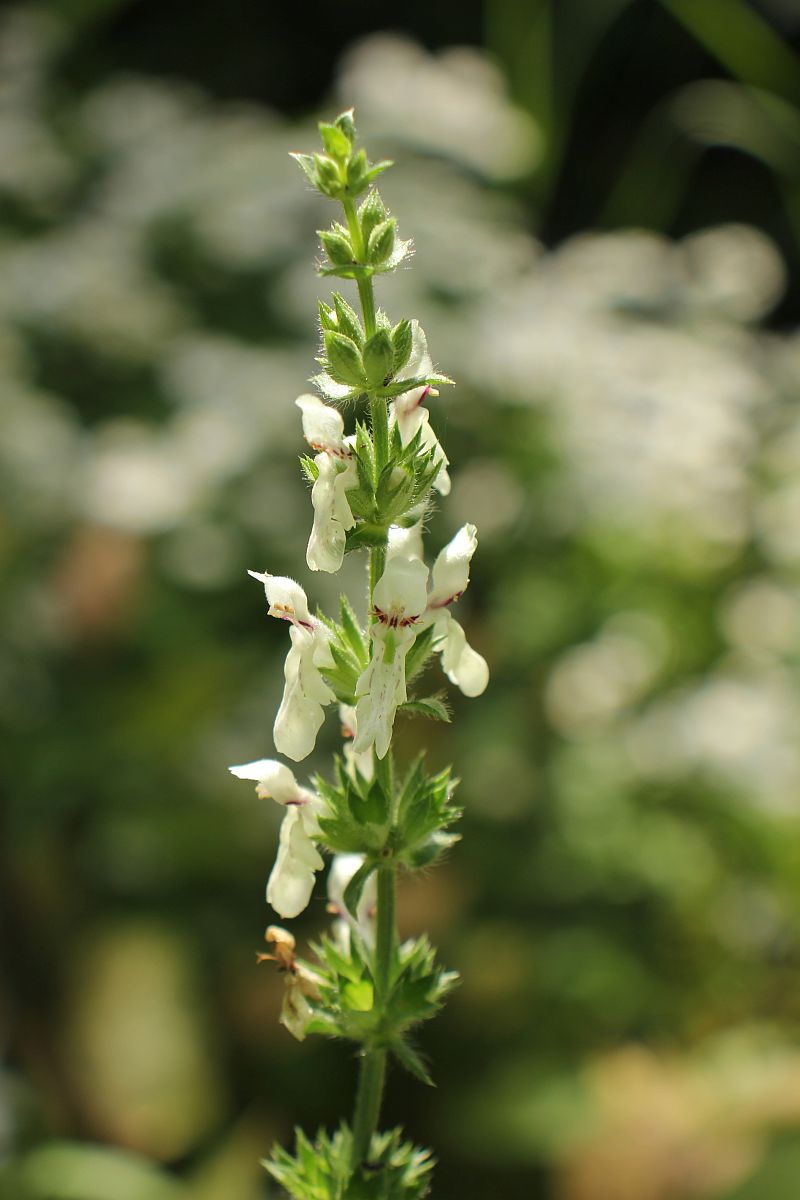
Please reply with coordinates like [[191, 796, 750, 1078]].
[[349, 868, 396, 1170], [346, 188, 398, 1173], [342, 197, 376, 338], [370, 392, 389, 479], [350, 1045, 387, 1167], [374, 865, 396, 1002]]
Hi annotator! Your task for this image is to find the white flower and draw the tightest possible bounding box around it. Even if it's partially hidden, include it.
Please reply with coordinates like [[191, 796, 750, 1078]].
[[327, 853, 377, 949], [354, 556, 430, 758], [352, 529, 488, 758], [248, 571, 335, 760], [423, 524, 489, 698], [296, 394, 357, 574], [229, 758, 326, 919], [390, 322, 450, 495]]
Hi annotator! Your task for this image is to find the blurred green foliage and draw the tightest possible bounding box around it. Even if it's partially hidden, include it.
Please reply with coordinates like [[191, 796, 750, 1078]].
[[3, 3, 800, 1199]]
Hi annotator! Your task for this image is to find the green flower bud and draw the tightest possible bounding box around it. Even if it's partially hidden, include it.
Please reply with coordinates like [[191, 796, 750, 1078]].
[[334, 108, 356, 143], [392, 319, 413, 373], [346, 149, 368, 194], [318, 228, 354, 268], [313, 153, 343, 198], [362, 329, 394, 387], [332, 292, 363, 345], [323, 331, 367, 389], [367, 217, 397, 266], [318, 121, 351, 160], [358, 190, 386, 242]]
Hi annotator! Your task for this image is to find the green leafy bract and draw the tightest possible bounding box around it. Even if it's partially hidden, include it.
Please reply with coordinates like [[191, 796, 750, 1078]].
[[264, 1124, 434, 1199]]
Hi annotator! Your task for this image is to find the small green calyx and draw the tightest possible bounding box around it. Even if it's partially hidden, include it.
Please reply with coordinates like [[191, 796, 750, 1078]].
[[359, 190, 386, 241], [333, 293, 364, 344], [313, 153, 344, 197], [367, 218, 397, 266], [324, 331, 368, 389], [363, 329, 394, 387], [319, 226, 355, 268]]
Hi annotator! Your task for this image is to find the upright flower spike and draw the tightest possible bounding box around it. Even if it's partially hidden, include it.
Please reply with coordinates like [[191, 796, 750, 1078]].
[[249, 110, 491, 1196], [354, 556, 430, 759], [296, 394, 357, 573], [424, 524, 489, 698], [390, 321, 451, 496], [248, 571, 335, 760], [229, 759, 326, 918]]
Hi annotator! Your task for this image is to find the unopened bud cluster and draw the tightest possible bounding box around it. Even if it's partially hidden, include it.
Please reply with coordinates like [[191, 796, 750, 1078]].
[[230, 110, 488, 1199]]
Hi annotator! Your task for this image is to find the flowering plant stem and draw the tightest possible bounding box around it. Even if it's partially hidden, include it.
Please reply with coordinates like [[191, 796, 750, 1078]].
[[230, 109, 489, 1199], [351, 542, 395, 1169]]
